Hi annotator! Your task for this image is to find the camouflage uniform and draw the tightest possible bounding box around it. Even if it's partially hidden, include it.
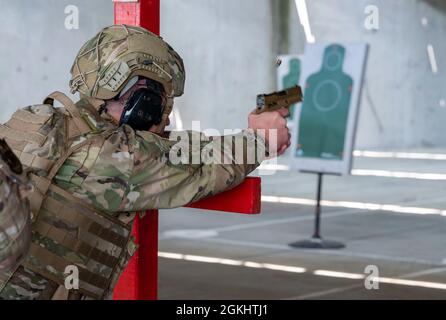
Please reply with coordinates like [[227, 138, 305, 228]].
[[0, 25, 267, 300], [0, 139, 31, 281]]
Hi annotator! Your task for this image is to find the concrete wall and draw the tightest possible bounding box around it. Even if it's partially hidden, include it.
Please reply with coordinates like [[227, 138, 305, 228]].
[[0, 0, 113, 122], [161, 0, 276, 131], [0, 0, 445, 149], [287, 0, 446, 149]]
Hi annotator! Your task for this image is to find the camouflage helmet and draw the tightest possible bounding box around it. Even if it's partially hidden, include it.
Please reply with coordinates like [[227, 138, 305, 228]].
[[69, 25, 185, 103], [0, 139, 31, 275]]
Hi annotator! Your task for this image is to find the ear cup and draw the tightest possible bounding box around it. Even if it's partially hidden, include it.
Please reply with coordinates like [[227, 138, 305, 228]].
[[119, 88, 165, 131]]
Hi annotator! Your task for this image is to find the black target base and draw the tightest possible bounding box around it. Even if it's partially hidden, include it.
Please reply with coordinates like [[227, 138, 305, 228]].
[[289, 237, 345, 249]]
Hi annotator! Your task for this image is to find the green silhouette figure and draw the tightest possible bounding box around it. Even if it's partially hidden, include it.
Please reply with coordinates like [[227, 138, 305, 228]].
[[296, 44, 353, 160], [282, 58, 301, 119]]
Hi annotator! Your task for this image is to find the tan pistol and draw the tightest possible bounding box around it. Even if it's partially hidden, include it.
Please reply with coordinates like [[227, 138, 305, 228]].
[[255, 85, 303, 115]]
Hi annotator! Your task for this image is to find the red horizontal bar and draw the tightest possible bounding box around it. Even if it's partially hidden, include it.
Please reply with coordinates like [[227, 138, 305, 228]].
[[186, 177, 261, 214]]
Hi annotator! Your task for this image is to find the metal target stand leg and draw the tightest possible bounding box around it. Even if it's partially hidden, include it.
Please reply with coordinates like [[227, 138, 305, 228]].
[[289, 172, 345, 249]]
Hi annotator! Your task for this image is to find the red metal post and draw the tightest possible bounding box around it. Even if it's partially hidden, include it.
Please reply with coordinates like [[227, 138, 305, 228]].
[[112, 0, 262, 300], [113, 0, 160, 300], [113, 211, 158, 300], [113, 0, 160, 34]]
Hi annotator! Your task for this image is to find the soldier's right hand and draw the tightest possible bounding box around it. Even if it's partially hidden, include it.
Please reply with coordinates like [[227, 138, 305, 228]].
[[248, 107, 291, 156]]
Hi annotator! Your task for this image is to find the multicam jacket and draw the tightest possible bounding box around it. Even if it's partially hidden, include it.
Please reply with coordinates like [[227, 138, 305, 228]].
[[0, 92, 266, 300]]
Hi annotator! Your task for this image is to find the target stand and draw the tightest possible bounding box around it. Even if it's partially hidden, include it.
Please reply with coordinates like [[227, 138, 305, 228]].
[[288, 172, 345, 250]]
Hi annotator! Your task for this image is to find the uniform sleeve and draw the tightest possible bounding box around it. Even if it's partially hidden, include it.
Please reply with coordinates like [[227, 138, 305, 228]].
[[75, 126, 267, 213], [122, 128, 267, 211]]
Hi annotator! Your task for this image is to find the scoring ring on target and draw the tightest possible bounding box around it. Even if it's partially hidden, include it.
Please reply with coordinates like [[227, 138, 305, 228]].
[[312, 79, 342, 112]]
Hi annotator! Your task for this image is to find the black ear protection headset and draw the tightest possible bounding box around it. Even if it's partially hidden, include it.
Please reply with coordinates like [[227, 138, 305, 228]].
[[118, 77, 167, 131]]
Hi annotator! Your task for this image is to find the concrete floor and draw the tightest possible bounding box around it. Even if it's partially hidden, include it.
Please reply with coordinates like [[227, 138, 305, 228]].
[[157, 151, 446, 299]]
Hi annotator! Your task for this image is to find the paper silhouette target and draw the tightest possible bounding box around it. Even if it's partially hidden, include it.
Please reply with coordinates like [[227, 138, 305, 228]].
[[281, 57, 301, 120], [291, 43, 368, 175], [276, 55, 302, 158]]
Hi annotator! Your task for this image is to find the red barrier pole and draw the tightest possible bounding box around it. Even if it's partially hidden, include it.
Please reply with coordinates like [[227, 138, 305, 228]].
[[112, 0, 261, 300], [113, 0, 160, 300]]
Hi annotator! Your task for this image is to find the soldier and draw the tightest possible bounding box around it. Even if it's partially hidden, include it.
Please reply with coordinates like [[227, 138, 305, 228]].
[[0, 25, 290, 300]]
